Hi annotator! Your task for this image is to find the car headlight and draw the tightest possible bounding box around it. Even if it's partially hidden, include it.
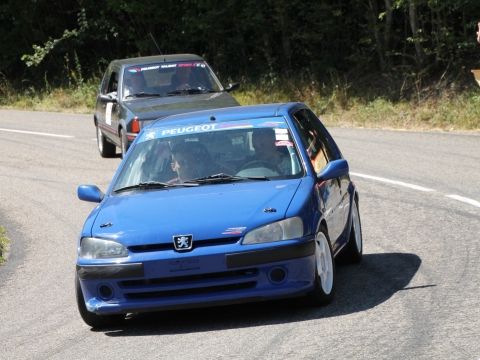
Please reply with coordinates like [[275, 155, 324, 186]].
[[242, 217, 304, 244], [79, 237, 129, 259]]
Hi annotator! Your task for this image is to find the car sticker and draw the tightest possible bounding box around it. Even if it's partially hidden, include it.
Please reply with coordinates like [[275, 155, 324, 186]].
[[126, 63, 207, 72], [138, 118, 289, 143], [140, 65, 160, 71], [275, 134, 290, 141], [160, 124, 218, 136], [144, 131, 156, 141], [260, 121, 286, 128], [276, 140, 294, 147], [222, 227, 247, 235], [105, 103, 113, 126], [217, 123, 253, 130], [177, 63, 205, 68]]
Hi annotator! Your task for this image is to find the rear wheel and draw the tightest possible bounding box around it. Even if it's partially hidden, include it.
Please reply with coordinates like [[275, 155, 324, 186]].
[[337, 199, 363, 264], [305, 229, 335, 305], [75, 275, 124, 328], [96, 125, 116, 158]]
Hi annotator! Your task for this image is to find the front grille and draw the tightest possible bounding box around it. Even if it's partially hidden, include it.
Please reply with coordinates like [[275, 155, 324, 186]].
[[128, 237, 240, 253], [124, 282, 256, 299], [119, 268, 258, 288]]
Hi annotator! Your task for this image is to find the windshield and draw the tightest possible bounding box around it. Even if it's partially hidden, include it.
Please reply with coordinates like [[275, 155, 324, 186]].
[[122, 61, 223, 99], [112, 117, 304, 192]]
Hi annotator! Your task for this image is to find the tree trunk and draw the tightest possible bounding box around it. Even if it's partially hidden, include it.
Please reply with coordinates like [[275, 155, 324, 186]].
[[367, 0, 386, 70], [408, 0, 425, 66]]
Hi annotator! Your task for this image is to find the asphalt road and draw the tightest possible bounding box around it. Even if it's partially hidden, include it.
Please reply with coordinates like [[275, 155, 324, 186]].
[[0, 109, 479, 360]]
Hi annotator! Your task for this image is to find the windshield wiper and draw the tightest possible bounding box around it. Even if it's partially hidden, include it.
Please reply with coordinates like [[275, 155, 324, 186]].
[[114, 181, 198, 193], [167, 88, 209, 96], [125, 92, 162, 99], [185, 173, 270, 184]]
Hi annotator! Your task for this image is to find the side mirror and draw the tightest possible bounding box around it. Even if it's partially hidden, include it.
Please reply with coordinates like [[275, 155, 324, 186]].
[[99, 93, 117, 103], [317, 159, 349, 182], [224, 82, 240, 92], [78, 185, 104, 203]]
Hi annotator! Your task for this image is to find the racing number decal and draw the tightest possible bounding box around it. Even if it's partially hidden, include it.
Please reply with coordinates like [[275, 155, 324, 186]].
[[105, 103, 113, 126]]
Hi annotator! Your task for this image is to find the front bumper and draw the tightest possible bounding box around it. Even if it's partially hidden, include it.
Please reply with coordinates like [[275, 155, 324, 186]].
[[77, 239, 316, 315]]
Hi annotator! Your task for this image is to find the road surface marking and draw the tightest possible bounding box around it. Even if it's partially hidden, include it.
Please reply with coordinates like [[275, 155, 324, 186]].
[[351, 172, 480, 210], [350, 172, 435, 192], [0, 128, 74, 138], [445, 195, 480, 209]]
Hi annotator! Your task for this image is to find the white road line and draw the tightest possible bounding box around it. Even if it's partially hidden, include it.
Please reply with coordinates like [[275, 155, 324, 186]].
[[0, 127, 74, 138], [351, 171, 480, 210], [445, 195, 480, 208], [350, 172, 435, 192]]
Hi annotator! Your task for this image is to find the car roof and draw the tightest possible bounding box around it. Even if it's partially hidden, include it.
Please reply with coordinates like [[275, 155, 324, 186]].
[[149, 103, 305, 128], [110, 54, 204, 67]]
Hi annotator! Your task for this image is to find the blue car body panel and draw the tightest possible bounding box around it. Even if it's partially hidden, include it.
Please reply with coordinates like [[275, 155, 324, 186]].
[[77, 102, 359, 315]]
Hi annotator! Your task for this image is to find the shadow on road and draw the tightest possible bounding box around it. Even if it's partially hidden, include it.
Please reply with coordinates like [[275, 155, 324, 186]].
[[101, 252, 423, 336]]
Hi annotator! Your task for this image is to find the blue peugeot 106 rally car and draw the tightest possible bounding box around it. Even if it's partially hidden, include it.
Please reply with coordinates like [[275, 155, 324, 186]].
[[76, 102, 363, 328]]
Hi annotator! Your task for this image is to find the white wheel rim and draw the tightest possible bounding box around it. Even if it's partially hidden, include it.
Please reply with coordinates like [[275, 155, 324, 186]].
[[352, 202, 362, 252], [97, 127, 103, 153], [315, 232, 333, 294]]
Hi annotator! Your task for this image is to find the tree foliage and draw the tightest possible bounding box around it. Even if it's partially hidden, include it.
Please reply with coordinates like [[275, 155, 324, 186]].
[[1, 0, 480, 99]]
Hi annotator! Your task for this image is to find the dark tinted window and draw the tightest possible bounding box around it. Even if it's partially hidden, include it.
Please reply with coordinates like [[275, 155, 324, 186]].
[[106, 71, 118, 93], [291, 108, 341, 173]]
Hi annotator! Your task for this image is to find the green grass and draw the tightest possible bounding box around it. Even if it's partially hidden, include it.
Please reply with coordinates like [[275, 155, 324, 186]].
[[236, 82, 480, 131], [0, 226, 9, 265], [0, 80, 98, 114], [1, 79, 479, 131]]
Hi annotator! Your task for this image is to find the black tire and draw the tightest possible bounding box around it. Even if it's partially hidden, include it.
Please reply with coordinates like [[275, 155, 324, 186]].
[[75, 275, 124, 328], [96, 125, 116, 158], [305, 228, 336, 305], [337, 199, 363, 264], [120, 128, 128, 158]]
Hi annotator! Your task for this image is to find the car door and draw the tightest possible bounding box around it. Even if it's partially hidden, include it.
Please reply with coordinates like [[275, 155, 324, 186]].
[[304, 109, 351, 245], [291, 108, 349, 247], [97, 67, 121, 146]]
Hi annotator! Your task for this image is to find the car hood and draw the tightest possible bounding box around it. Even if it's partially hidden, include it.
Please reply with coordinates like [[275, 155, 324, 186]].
[[91, 180, 302, 246], [124, 92, 239, 121]]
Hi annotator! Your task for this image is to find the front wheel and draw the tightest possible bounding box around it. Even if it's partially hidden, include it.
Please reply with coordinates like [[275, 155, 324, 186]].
[[305, 229, 335, 305], [75, 275, 124, 328], [96, 125, 116, 158]]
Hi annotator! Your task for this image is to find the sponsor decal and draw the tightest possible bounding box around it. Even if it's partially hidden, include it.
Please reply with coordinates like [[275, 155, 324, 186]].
[[177, 62, 206, 68], [140, 65, 160, 71], [138, 118, 290, 143], [261, 121, 285, 127], [144, 131, 156, 140], [222, 227, 247, 235], [275, 134, 290, 141], [160, 124, 217, 136], [217, 123, 253, 130], [276, 140, 294, 147]]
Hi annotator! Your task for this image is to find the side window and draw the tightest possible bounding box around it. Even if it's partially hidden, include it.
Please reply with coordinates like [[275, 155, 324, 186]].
[[100, 69, 110, 94], [106, 71, 118, 94], [292, 109, 333, 173], [303, 109, 340, 160]]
